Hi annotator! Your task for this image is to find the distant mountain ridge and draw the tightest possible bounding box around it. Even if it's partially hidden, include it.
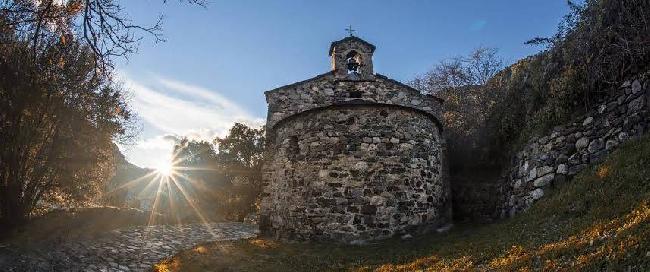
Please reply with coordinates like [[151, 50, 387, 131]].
[[106, 145, 156, 209]]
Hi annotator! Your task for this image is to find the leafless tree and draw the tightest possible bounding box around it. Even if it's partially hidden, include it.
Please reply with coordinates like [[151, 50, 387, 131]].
[[410, 46, 503, 94], [410, 47, 504, 170], [1, 0, 206, 72]]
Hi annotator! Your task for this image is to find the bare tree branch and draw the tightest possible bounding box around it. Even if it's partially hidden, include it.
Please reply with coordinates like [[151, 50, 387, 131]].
[[1, 0, 206, 73]]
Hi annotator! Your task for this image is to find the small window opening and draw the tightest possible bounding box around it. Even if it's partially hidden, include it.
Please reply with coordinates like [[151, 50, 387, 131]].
[[349, 91, 363, 98]]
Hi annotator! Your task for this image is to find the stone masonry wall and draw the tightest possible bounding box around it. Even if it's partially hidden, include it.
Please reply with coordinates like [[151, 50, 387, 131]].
[[503, 73, 650, 216], [265, 73, 442, 129], [260, 105, 449, 243]]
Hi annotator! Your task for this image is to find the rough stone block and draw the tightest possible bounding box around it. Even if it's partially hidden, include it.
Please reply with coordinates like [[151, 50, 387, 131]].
[[533, 174, 554, 187], [628, 96, 645, 113], [605, 139, 619, 150], [587, 139, 604, 154], [576, 137, 590, 151], [632, 79, 642, 94], [538, 166, 555, 176], [529, 189, 544, 200], [526, 167, 538, 182]]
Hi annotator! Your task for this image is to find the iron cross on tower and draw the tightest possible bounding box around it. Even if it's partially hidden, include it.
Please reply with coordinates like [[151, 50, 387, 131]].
[[345, 25, 356, 37]]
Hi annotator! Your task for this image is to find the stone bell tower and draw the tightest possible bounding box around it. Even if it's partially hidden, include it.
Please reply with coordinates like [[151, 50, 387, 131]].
[[329, 36, 376, 80]]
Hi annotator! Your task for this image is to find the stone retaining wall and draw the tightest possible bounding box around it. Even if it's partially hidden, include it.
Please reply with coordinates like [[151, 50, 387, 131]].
[[503, 73, 650, 216]]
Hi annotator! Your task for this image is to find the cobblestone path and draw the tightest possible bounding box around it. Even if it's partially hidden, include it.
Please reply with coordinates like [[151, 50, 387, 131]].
[[2, 222, 259, 272]]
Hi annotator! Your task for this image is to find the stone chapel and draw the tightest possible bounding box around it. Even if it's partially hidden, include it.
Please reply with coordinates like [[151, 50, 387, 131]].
[[259, 35, 450, 243]]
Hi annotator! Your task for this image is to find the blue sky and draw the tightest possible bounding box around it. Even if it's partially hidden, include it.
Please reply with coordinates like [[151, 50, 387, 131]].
[[116, 0, 571, 169]]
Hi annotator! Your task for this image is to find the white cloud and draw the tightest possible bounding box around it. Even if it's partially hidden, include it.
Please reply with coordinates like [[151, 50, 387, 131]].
[[117, 136, 175, 170], [117, 73, 264, 169], [137, 135, 177, 150]]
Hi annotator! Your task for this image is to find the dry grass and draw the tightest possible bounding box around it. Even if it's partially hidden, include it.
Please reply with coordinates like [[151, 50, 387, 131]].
[[155, 135, 650, 271]]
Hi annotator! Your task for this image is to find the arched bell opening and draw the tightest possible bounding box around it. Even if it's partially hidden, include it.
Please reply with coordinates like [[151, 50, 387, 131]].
[[345, 50, 363, 75]]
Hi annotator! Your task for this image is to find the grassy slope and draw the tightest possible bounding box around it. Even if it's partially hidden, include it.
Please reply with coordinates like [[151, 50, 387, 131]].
[[155, 136, 650, 271]]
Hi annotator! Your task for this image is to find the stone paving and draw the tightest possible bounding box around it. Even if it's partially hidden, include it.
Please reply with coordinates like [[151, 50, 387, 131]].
[[1, 222, 259, 272]]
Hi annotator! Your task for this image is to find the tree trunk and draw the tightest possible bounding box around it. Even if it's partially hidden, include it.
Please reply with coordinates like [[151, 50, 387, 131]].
[[0, 183, 28, 234]]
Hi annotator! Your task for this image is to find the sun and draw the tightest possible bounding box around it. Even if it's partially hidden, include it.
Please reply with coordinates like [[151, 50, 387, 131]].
[[155, 161, 174, 177]]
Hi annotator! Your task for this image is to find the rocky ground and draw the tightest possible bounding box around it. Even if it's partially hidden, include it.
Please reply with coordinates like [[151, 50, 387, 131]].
[[0, 222, 258, 272]]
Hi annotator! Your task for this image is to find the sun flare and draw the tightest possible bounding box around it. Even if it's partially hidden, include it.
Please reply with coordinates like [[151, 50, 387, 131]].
[[155, 161, 174, 177]]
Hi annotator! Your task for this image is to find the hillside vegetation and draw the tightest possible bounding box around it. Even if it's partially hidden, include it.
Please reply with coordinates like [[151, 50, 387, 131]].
[[411, 0, 650, 169], [485, 0, 650, 157], [156, 135, 650, 271]]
